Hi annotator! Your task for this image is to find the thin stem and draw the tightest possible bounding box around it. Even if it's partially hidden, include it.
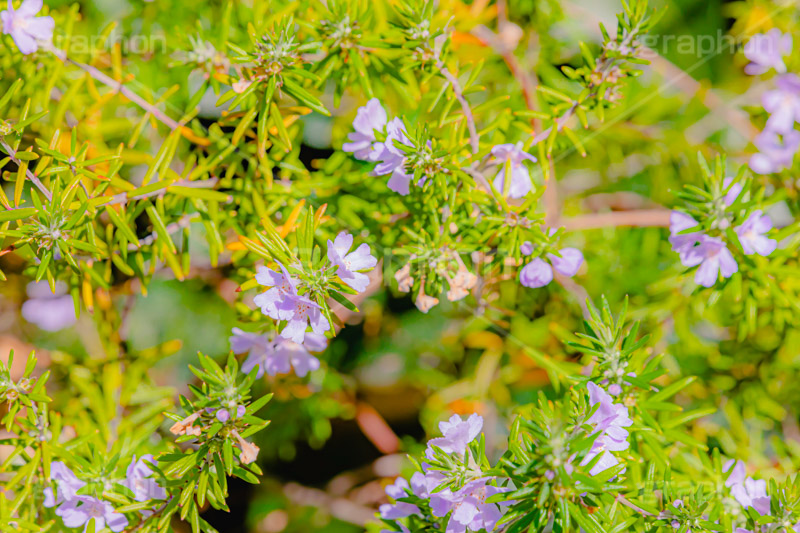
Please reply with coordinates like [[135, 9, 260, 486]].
[[0, 139, 53, 202], [47, 46, 182, 131], [104, 177, 221, 207], [562, 209, 671, 231], [434, 54, 480, 154], [615, 493, 655, 517]]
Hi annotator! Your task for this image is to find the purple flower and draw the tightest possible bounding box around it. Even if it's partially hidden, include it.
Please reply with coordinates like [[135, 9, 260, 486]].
[[387, 167, 413, 195], [581, 382, 633, 476], [762, 74, 800, 133], [722, 177, 743, 206], [682, 235, 738, 287], [342, 98, 387, 161], [231, 328, 327, 378], [549, 248, 584, 277], [57, 496, 128, 532], [0, 0, 54, 55], [749, 127, 800, 175], [735, 210, 777, 256], [586, 382, 633, 449], [744, 29, 792, 75], [428, 477, 511, 533], [669, 211, 701, 259], [723, 459, 746, 488], [519, 258, 553, 288], [275, 293, 330, 344], [124, 455, 166, 502], [490, 143, 537, 198], [379, 475, 425, 519], [724, 460, 770, 515], [253, 263, 299, 321], [520, 241, 534, 256], [373, 118, 419, 196], [250, 263, 331, 343], [426, 413, 483, 458], [581, 449, 622, 476], [21, 281, 77, 331], [327, 231, 377, 293], [43, 461, 85, 508], [518, 248, 584, 288], [374, 118, 409, 176]]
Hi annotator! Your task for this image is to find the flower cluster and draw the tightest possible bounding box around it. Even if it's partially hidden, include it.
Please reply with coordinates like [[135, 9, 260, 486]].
[[581, 382, 633, 475], [669, 177, 777, 287], [744, 30, 800, 174], [250, 231, 376, 344], [724, 460, 800, 532], [253, 263, 331, 343], [44, 457, 165, 532], [343, 98, 418, 195], [725, 460, 770, 516], [380, 414, 512, 533], [518, 239, 584, 289], [230, 327, 327, 378]]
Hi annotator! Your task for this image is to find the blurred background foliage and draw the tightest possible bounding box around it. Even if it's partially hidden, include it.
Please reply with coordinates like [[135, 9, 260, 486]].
[[2, 0, 800, 531]]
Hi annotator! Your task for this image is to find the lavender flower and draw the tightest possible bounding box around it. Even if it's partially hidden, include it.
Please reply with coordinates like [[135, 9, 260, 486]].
[[722, 177, 743, 206], [519, 258, 553, 288], [428, 477, 511, 533], [749, 127, 800, 175], [490, 143, 537, 198], [231, 328, 328, 378], [581, 382, 633, 476], [375, 118, 416, 195], [214, 405, 245, 422], [425, 413, 483, 458], [374, 118, 409, 176], [669, 211, 700, 259], [724, 460, 770, 515], [123, 455, 166, 502], [0, 0, 54, 55], [43, 461, 85, 508], [385, 413, 513, 533], [379, 474, 427, 519], [253, 263, 299, 320], [276, 293, 330, 343], [518, 248, 584, 288], [21, 281, 77, 331], [735, 210, 777, 256], [327, 231, 378, 292], [342, 98, 387, 161], [762, 74, 800, 133], [682, 235, 738, 287], [743, 29, 792, 75], [549, 248, 584, 277], [57, 496, 128, 532], [250, 262, 331, 343]]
